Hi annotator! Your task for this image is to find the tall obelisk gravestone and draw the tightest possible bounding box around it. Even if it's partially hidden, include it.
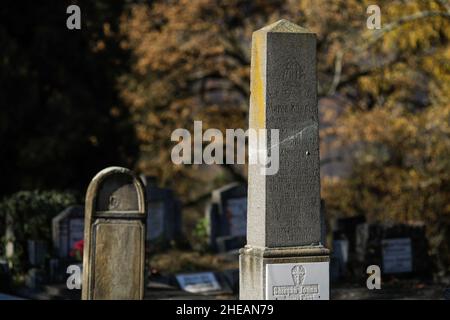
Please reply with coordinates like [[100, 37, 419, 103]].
[[239, 20, 330, 300], [82, 167, 147, 300]]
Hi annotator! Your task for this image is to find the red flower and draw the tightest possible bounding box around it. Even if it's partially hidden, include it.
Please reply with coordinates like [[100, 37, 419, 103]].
[[74, 240, 84, 251], [70, 240, 84, 260]]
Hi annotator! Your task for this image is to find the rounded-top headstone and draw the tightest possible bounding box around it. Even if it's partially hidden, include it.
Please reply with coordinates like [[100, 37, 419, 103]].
[[82, 167, 147, 300]]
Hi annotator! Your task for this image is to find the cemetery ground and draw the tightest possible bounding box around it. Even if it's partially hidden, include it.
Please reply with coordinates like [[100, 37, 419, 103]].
[[2, 246, 448, 300], [148, 251, 449, 300]]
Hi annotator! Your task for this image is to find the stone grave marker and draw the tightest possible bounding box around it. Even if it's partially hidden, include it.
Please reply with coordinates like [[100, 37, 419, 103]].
[[52, 205, 84, 259], [141, 176, 182, 245], [382, 238, 412, 274], [384, 223, 430, 276], [331, 235, 349, 280], [330, 215, 366, 277], [336, 215, 366, 257], [207, 183, 247, 252], [239, 20, 329, 300], [355, 223, 369, 263], [82, 167, 147, 300], [358, 222, 431, 278], [176, 272, 221, 294]]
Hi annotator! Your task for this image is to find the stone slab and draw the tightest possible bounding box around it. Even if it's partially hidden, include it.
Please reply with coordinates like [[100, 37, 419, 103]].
[[82, 167, 147, 300]]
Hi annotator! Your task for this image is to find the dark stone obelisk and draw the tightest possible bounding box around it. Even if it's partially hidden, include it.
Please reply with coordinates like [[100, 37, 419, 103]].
[[240, 20, 329, 300]]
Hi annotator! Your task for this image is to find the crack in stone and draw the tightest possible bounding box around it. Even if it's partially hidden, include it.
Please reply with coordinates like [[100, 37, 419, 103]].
[[269, 122, 317, 151]]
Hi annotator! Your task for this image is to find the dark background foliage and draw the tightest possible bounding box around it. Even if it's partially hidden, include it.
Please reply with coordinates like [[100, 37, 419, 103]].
[[0, 0, 138, 196]]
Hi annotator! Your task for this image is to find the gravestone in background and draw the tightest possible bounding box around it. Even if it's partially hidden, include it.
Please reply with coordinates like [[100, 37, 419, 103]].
[[355, 223, 369, 263], [239, 20, 329, 300], [82, 167, 147, 300], [26, 239, 48, 289], [335, 216, 366, 258], [382, 238, 412, 274], [330, 215, 366, 279], [331, 235, 349, 280], [141, 176, 182, 246], [52, 205, 84, 259], [205, 202, 219, 248], [207, 183, 247, 252], [359, 222, 430, 278]]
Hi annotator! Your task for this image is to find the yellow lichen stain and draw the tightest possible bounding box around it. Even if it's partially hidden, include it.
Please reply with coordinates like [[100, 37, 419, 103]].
[[250, 32, 265, 129]]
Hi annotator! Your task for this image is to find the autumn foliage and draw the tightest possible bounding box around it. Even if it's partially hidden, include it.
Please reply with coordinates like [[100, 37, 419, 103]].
[[116, 0, 450, 273]]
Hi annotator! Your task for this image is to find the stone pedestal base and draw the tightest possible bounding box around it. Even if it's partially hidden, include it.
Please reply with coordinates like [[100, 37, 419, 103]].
[[239, 245, 330, 300]]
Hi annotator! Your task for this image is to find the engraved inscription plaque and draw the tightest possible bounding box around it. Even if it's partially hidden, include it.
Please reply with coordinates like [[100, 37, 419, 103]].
[[265, 262, 329, 300], [382, 238, 412, 274]]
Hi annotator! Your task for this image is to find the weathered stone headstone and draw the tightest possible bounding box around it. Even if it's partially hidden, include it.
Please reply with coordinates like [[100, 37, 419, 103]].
[[141, 176, 182, 246], [331, 236, 349, 280], [330, 215, 366, 277], [358, 222, 431, 278], [52, 205, 84, 259], [82, 167, 147, 300], [207, 183, 247, 252], [382, 238, 412, 274], [336, 215, 366, 257], [239, 20, 329, 300], [355, 223, 369, 263]]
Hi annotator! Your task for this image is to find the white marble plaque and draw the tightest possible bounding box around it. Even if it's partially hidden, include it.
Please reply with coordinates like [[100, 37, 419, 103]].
[[265, 262, 329, 300], [382, 238, 412, 274], [147, 201, 164, 240], [226, 197, 247, 236], [176, 272, 221, 293]]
